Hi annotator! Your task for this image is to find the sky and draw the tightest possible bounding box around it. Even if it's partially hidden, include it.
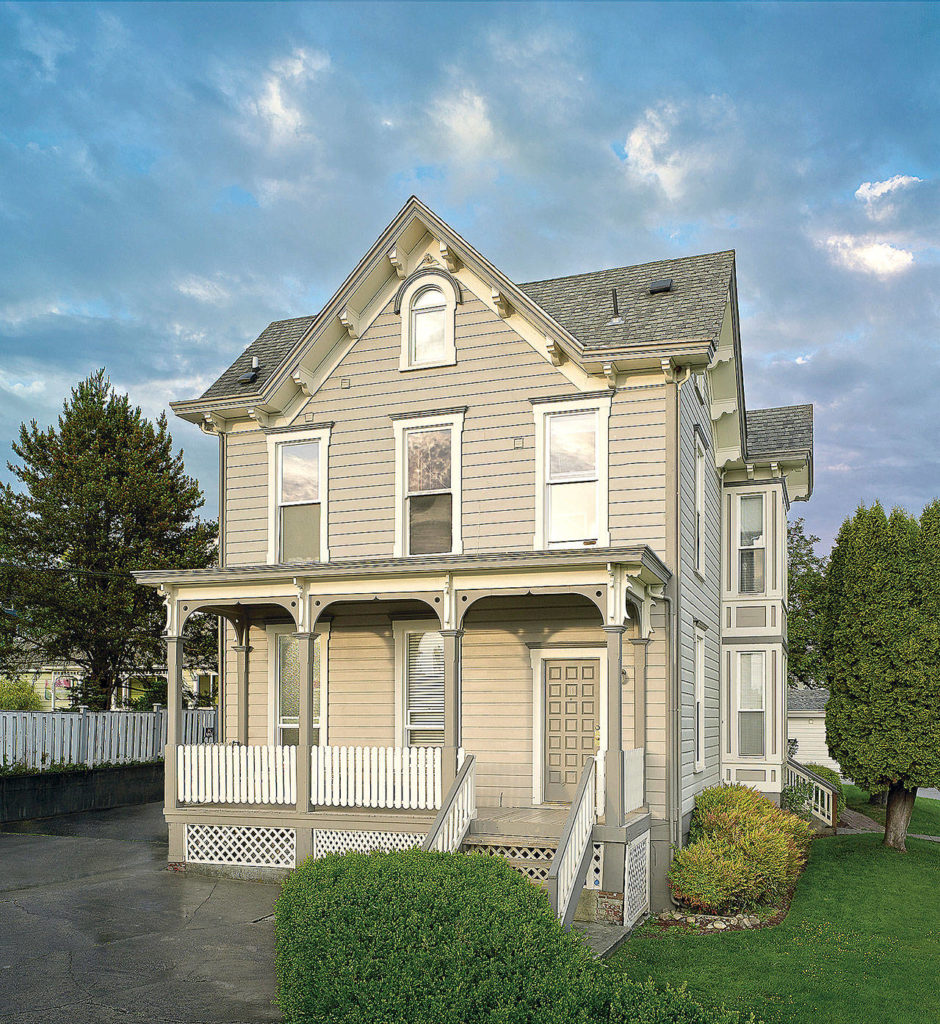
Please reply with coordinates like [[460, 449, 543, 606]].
[[0, 1, 937, 552]]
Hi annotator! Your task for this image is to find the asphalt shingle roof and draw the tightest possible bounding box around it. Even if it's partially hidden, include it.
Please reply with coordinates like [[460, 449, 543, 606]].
[[788, 687, 829, 712], [746, 404, 814, 459], [519, 251, 735, 351], [199, 316, 316, 401]]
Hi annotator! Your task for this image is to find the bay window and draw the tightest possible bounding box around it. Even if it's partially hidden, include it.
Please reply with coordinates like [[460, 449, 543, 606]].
[[737, 651, 765, 756], [738, 494, 765, 594]]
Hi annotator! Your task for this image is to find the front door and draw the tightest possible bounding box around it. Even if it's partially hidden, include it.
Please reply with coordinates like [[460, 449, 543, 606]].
[[543, 659, 599, 803]]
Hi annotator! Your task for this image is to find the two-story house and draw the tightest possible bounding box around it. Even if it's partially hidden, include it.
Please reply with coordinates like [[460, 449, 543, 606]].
[[135, 197, 813, 928]]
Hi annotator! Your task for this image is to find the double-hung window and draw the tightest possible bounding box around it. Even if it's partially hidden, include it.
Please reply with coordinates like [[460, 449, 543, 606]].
[[533, 396, 611, 549], [737, 651, 765, 756], [267, 427, 331, 564], [393, 412, 464, 557], [738, 494, 765, 594], [394, 622, 446, 747], [269, 625, 327, 747]]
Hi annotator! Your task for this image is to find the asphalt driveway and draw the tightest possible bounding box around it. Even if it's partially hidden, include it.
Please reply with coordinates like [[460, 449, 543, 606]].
[[0, 802, 281, 1024]]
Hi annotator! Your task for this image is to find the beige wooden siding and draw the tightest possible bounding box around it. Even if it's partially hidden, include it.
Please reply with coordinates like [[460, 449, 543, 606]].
[[643, 601, 669, 821], [788, 715, 841, 774], [677, 379, 723, 816], [221, 620, 275, 745], [224, 427, 268, 566]]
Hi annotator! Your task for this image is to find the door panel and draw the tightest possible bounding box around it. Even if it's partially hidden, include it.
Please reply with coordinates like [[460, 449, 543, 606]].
[[543, 659, 599, 802]]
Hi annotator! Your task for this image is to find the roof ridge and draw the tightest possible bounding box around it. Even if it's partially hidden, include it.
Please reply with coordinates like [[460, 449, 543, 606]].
[[519, 250, 735, 288]]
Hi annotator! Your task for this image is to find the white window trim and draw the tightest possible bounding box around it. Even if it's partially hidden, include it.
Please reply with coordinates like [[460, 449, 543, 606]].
[[735, 648, 766, 759], [266, 621, 330, 747], [392, 411, 465, 558], [694, 627, 706, 772], [398, 275, 457, 371], [533, 395, 612, 550], [529, 646, 608, 807], [266, 427, 331, 564], [393, 618, 445, 748], [694, 435, 706, 578], [734, 490, 766, 596]]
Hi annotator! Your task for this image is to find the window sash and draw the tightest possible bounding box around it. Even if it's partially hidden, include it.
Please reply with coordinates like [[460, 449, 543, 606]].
[[694, 632, 705, 770], [546, 480, 598, 545], [279, 503, 321, 562], [276, 633, 321, 747], [737, 652, 765, 757], [278, 441, 319, 506], [546, 411, 597, 483], [405, 631, 444, 746], [404, 426, 454, 555], [409, 289, 447, 365]]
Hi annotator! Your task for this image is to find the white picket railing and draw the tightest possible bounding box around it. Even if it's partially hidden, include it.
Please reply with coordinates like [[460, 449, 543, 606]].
[[178, 744, 297, 805], [624, 747, 645, 813], [547, 756, 597, 928], [311, 745, 442, 810], [786, 757, 838, 828], [423, 754, 476, 853], [0, 708, 216, 770]]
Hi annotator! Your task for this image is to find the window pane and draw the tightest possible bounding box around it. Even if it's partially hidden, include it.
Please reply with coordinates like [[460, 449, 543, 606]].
[[279, 726, 300, 747], [739, 712, 765, 756], [409, 493, 452, 554], [412, 286, 445, 310], [280, 442, 319, 503], [739, 548, 764, 593], [740, 495, 763, 546], [278, 634, 300, 724], [548, 481, 597, 543], [739, 653, 765, 709], [407, 429, 451, 492], [548, 412, 596, 479], [407, 632, 444, 746], [280, 503, 320, 562], [412, 307, 446, 363]]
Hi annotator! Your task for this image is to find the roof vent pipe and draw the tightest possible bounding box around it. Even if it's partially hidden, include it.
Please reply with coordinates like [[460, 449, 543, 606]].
[[607, 287, 624, 327], [251, 356, 260, 370]]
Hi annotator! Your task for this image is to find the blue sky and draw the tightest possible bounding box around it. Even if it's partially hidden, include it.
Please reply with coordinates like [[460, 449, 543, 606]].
[[1, 2, 937, 550]]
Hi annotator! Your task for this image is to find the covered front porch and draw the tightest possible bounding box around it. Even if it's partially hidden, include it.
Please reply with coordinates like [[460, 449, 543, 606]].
[[138, 548, 666, 916]]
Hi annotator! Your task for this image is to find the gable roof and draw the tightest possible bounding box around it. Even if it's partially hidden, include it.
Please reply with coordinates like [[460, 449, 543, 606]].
[[788, 686, 829, 712], [746, 404, 813, 460], [519, 251, 734, 352]]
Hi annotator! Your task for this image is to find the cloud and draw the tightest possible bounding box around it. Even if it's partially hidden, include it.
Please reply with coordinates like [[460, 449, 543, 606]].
[[14, 10, 74, 81], [0, 376, 45, 398], [855, 174, 922, 216], [430, 89, 504, 160], [252, 47, 331, 137], [822, 235, 915, 276], [175, 275, 231, 305]]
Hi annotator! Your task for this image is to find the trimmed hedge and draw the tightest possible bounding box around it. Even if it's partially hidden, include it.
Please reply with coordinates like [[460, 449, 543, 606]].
[[275, 847, 762, 1024], [804, 763, 845, 822], [669, 785, 813, 914]]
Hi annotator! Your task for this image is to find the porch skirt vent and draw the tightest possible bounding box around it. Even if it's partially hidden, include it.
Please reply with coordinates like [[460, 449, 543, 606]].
[[624, 830, 651, 927], [312, 829, 424, 857], [185, 823, 296, 869]]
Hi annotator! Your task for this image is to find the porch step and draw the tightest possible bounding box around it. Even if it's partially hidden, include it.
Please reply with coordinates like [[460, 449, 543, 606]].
[[470, 805, 568, 840], [460, 833, 557, 886]]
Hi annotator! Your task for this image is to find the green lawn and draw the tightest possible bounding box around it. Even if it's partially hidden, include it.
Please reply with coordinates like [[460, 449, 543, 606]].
[[606, 835, 940, 1024], [844, 784, 940, 837]]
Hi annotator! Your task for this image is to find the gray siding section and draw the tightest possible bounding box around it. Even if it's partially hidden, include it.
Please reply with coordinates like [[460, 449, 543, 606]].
[[677, 378, 722, 816]]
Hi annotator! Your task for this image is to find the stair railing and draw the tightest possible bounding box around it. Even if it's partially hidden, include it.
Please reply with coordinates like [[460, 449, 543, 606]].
[[786, 757, 839, 829], [422, 754, 477, 853], [546, 756, 597, 928]]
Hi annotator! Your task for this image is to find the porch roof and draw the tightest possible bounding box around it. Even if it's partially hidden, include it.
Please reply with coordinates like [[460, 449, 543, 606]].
[[134, 545, 670, 589]]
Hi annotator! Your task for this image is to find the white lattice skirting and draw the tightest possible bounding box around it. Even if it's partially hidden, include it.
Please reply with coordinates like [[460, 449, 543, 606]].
[[312, 830, 424, 857], [185, 824, 296, 869], [624, 830, 651, 927]]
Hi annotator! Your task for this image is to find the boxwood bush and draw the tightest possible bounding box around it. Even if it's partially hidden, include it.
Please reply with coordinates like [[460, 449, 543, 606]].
[[804, 763, 845, 822], [276, 847, 762, 1024], [668, 784, 813, 914]]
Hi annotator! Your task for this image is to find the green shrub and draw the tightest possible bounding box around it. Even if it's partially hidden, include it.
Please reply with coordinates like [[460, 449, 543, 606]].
[[669, 785, 813, 914], [0, 678, 43, 711], [804, 763, 845, 822], [607, 979, 760, 1024], [275, 847, 602, 1024], [780, 778, 814, 818]]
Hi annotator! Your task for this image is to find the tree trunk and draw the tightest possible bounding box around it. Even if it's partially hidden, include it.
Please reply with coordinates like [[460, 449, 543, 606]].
[[869, 790, 888, 808], [884, 783, 917, 851]]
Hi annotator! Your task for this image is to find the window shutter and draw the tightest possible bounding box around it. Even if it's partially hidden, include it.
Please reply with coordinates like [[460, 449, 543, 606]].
[[406, 632, 445, 746]]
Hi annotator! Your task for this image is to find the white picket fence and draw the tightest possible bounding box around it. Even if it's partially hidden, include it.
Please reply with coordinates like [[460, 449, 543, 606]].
[[312, 745, 442, 810], [0, 708, 217, 770], [178, 744, 296, 805]]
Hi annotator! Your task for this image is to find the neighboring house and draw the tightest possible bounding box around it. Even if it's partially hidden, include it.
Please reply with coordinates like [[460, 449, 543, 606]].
[[787, 686, 840, 775], [134, 197, 813, 922]]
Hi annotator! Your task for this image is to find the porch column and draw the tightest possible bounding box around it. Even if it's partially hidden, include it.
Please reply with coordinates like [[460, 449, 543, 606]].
[[440, 629, 463, 795], [603, 625, 626, 828], [295, 631, 317, 819], [164, 635, 184, 811], [234, 629, 251, 745]]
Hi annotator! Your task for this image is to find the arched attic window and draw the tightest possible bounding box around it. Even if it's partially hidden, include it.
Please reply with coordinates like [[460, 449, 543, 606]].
[[397, 272, 459, 371]]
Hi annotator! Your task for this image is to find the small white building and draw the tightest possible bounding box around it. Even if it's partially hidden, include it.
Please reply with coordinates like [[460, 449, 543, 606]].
[[787, 687, 840, 775]]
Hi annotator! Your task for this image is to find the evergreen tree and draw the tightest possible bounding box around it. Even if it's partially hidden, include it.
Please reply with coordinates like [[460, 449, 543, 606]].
[[0, 371, 218, 709], [787, 517, 828, 686], [823, 502, 940, 851]]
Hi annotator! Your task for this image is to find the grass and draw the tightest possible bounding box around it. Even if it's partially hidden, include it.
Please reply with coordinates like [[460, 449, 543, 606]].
[[844, 784, 940, 837], [606, 834, 940, 1024]]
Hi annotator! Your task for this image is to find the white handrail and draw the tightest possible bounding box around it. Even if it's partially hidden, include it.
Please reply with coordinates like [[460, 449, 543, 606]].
[[786, 757, 838, 828], [311, 745, 442, 810], [422, 755, 477, 853], [177, 743, 296, 805], [547, 756, 597, 927]]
